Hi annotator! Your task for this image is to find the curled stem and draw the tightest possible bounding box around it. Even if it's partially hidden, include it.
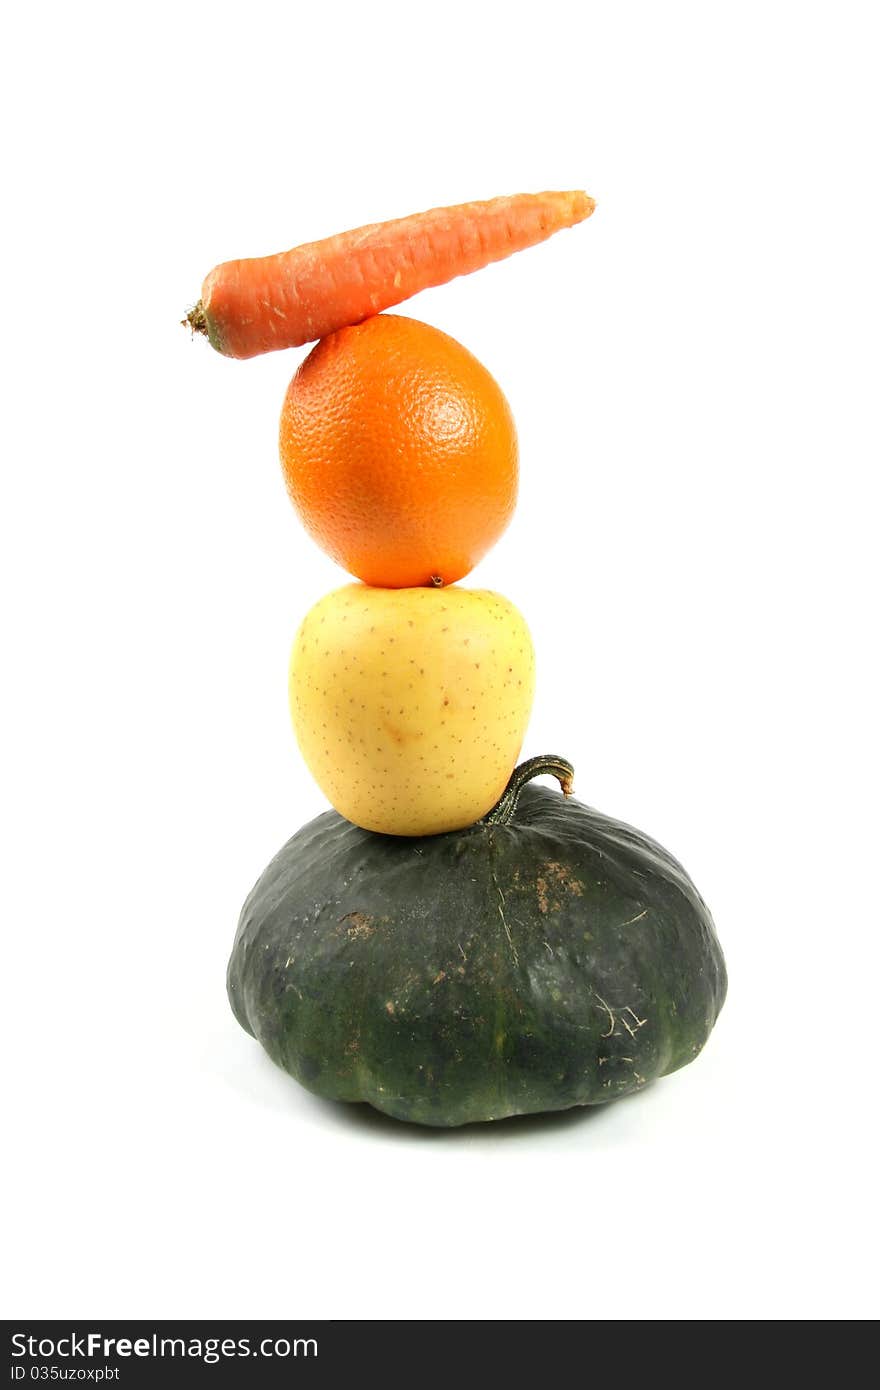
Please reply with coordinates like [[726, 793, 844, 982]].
[[483, 755, 575, 826]]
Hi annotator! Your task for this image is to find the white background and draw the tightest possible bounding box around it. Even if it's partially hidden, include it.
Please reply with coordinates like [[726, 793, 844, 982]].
[[2, 1, 878, 1322]]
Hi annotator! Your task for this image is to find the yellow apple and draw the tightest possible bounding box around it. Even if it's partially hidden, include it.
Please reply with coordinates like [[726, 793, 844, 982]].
[[289, 584, 535, 835]]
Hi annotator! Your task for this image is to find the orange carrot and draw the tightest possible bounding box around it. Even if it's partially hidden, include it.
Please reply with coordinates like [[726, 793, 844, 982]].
[[186, 190, 595, 360]]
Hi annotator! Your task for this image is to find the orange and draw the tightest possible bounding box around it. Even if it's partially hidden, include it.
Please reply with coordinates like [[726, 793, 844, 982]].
[[278, 314, 518, 588]]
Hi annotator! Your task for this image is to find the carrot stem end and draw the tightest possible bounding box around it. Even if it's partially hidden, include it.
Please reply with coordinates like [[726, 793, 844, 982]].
[[183, 301, 208, 336]]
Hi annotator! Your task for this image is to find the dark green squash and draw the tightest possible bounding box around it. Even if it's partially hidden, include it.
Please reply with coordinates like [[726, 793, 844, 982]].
[[227, 758, 726, 1127]]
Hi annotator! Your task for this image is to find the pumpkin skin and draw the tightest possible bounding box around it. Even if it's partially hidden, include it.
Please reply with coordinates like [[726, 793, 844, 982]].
[[227, 783, 726, 1127]]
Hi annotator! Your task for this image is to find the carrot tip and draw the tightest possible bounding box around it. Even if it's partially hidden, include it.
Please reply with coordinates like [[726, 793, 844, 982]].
[[183, 301, 208, 336]]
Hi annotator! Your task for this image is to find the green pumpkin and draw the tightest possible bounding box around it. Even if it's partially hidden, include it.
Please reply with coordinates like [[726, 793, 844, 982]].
[[227, 758, 726, 1127]]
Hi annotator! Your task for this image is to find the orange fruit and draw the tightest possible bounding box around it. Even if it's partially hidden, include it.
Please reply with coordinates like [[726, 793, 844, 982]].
[[278, 314, 518, 588]]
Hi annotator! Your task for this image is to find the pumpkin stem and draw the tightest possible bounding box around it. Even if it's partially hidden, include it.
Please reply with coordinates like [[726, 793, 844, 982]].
[[483, 755, 575, 826]]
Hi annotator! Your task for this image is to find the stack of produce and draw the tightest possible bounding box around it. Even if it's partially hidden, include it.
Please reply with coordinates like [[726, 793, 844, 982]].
[[187, 192, 726, 1127]]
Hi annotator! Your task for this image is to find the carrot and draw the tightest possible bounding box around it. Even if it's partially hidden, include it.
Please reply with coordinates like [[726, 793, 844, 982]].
[[185, 190, 595, 360]]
